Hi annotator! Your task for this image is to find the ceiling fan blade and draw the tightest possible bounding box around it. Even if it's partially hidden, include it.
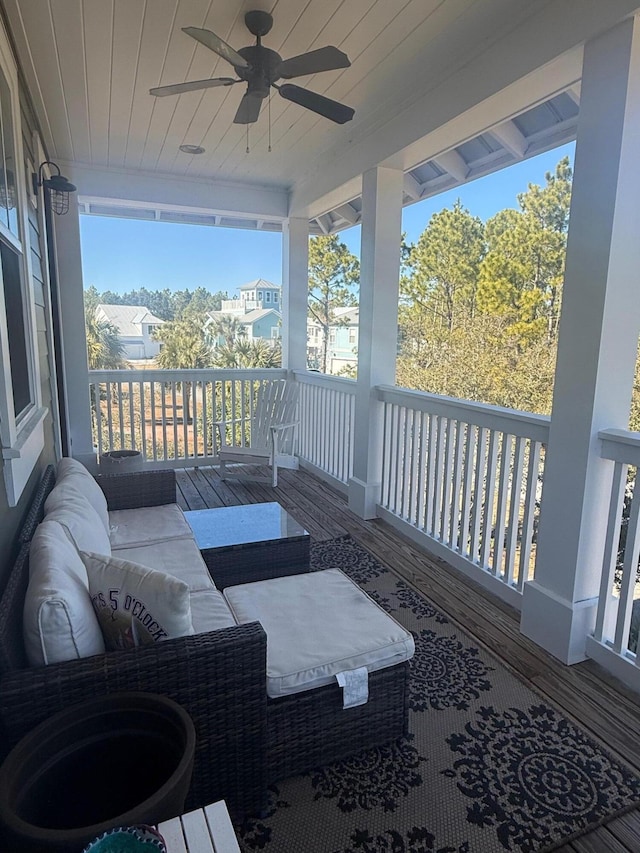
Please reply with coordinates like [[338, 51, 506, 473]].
[[278, 84, 354, 124], [150, 77, 238, 97], [278, 46, 351, 79], [234, 92, 263, 124], [182, 27, 250, 70]]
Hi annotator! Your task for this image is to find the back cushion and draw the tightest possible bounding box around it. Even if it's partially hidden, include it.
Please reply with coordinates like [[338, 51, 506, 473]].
[[45, 495, 111, 556], [24, 520, 106, 666], [46, 459, 109, 534]]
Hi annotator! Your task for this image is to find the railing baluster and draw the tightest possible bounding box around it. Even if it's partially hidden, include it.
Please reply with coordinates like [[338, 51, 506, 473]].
[[594, 460, 627, 642], [613, 476, 640, 655], [505, 435, 525, 585], [492, 433, 513, 577], [460, 424, 475, 558], [479, 430, 499, 569], [450, 421, 465, 550], [518, 441, 540, 590]]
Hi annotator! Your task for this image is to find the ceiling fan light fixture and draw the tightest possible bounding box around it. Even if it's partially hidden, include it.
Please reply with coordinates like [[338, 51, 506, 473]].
[[179, 144, 205, 154]]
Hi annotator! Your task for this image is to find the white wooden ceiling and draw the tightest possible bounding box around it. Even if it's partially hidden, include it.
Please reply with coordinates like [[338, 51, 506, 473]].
[[3, 0, 640, 232]]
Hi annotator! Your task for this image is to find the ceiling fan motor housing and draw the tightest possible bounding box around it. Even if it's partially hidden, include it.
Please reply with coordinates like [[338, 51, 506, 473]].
[[237, 45, 282, 98]]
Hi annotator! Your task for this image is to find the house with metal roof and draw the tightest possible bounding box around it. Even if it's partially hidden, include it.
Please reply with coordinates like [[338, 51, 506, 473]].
[[96, 304, 164, 360]]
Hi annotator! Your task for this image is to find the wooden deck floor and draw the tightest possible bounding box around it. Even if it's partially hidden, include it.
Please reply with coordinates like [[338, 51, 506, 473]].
[[176, 464, 640, 853]]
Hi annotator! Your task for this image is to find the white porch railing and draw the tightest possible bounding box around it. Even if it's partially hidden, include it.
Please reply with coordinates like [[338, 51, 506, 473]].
[[89, 368, 288, 469], [376, 386, 550, 608], [587, 428, 640, 689], [292, 370, 356, 491]]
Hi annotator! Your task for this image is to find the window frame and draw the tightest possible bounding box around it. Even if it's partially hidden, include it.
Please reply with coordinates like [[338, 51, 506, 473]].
[[0, 20, 46, 506]]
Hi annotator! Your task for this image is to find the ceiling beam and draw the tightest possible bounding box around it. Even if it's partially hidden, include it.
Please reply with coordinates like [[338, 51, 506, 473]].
[[433, 149, 469, 182], [566, 83, 581, 105], [334, 203, 359, 224], [490, 120, 528, 157], [403, 172, 424, 200], [66, 162, 289, 221], [316, 215, 331, 235]]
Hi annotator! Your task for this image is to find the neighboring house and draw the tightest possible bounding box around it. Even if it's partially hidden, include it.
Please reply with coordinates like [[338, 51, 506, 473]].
[[95, 304, 164, 360], [307, 307, 359, 375], [206, 280, 282, 347]]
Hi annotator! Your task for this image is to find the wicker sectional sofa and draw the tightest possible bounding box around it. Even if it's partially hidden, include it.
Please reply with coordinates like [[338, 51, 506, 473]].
[[0, 463, 411, 822]]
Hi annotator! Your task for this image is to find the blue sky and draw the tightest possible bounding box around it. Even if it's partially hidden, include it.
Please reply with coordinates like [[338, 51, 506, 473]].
[[80, 141, 574, 297]]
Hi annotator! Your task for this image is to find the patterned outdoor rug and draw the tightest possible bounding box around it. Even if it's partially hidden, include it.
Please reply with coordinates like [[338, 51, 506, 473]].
[[236, 536, 640, 853]]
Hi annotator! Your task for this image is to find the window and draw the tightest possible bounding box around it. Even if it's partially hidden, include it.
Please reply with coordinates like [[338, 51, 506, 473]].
[[349, 328, 357, 345], [273, 292, 278, 303], [265, 292, 271, 303], [329, 331, 336, 344], [0, 24, 45, 506]]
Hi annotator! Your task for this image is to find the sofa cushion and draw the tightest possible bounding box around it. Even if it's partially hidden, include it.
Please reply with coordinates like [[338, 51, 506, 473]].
[[81, 551, 194, 651], [190, 589, 237, 634], [108, 504, 194, 549], [45, 496, 111, 556], [46, 459, 110, 534], [24, 520, 105, 666], [112, 537, 215, 592], [224, 569, 415, 698]]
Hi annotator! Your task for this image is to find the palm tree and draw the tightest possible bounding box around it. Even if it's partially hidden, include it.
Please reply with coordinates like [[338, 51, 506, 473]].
[[85, 308, 126, 369], [206, 314, 247, 349], [153, 319, 211, 423], [212, 338, 282, 369]]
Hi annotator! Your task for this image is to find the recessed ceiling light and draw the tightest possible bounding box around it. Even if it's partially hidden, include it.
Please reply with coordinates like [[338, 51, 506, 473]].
[[179, 144, 205, 155]]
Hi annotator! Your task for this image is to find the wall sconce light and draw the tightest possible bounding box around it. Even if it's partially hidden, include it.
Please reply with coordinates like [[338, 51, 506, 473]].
[[32, 161, 77, 215]]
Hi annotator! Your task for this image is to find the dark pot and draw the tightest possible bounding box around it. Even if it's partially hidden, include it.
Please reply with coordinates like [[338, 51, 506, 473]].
[[0, 692, 195, 852]]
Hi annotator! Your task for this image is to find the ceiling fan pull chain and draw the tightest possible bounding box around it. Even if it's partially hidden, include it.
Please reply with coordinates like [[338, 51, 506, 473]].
[[268, 93, 272, 152], [246, 125, 250, 154]]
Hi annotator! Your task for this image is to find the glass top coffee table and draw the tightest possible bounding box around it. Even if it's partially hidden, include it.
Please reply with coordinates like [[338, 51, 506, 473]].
[[184, 503, 310, 589]]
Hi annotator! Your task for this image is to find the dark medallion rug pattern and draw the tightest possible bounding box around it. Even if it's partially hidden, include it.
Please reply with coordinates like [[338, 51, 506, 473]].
[[236, 535, 640, 853]]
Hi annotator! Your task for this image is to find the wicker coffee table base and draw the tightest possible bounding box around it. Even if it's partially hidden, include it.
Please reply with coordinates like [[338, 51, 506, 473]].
[[201, 537, 310, 589]]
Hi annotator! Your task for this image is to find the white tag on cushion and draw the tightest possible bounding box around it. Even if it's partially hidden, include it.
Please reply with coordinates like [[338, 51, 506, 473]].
[[80, 551, 194, 651], [336, 666, 369, 708]]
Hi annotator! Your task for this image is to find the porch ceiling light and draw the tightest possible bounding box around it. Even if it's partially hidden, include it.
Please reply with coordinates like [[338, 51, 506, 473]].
[[179, 144, 205, 154], [32, 161, 77, 215]]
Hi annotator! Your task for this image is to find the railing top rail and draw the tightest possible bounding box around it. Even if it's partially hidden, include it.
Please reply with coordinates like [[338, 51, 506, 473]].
[[292, 370, 356, 392], [599, 427, 640, 465], [89, 368, 289, 382], [377, 384, 550, 442]]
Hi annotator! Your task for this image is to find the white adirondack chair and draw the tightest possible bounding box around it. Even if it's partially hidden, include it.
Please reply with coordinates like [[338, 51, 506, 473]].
[[216, 379, 299, 487]]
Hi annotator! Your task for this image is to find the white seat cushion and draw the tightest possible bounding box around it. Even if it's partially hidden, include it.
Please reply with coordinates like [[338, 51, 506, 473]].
[[46, 459, 110, 534], [224, 568, 415, 698], [45, 496, 111, 557], [112, 537, 215, 592], [189, 589, 237, 634], [24, 520, 105, 666], [109, 504, 194, 549], [80, 551, 194, 651]]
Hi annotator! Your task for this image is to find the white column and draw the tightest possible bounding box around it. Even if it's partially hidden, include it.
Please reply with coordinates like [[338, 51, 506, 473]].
[[52, 196, 96, 470], [281, 217, 309, 370], [521, 16, 640, 663], [348, 166, 403, 518]]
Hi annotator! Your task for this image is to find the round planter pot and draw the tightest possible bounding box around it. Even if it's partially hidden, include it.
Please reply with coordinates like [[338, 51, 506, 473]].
[[0, 692, 195, 853], [99, 450, 144, 472]]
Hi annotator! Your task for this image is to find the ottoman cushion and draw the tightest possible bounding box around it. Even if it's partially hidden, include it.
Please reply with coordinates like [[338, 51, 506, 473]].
[[224, 568, 414, 698]]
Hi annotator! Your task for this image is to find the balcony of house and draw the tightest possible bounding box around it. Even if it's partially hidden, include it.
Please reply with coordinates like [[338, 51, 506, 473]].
[[87, 366, 640, 850], [89, 367, 640, 683]]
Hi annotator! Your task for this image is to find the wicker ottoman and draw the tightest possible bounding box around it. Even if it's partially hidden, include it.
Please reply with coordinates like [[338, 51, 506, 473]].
[[224, 569, 414, 781]]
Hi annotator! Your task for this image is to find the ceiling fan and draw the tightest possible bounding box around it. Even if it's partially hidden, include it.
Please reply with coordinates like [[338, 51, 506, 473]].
[[150, 10, 355, 125]]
